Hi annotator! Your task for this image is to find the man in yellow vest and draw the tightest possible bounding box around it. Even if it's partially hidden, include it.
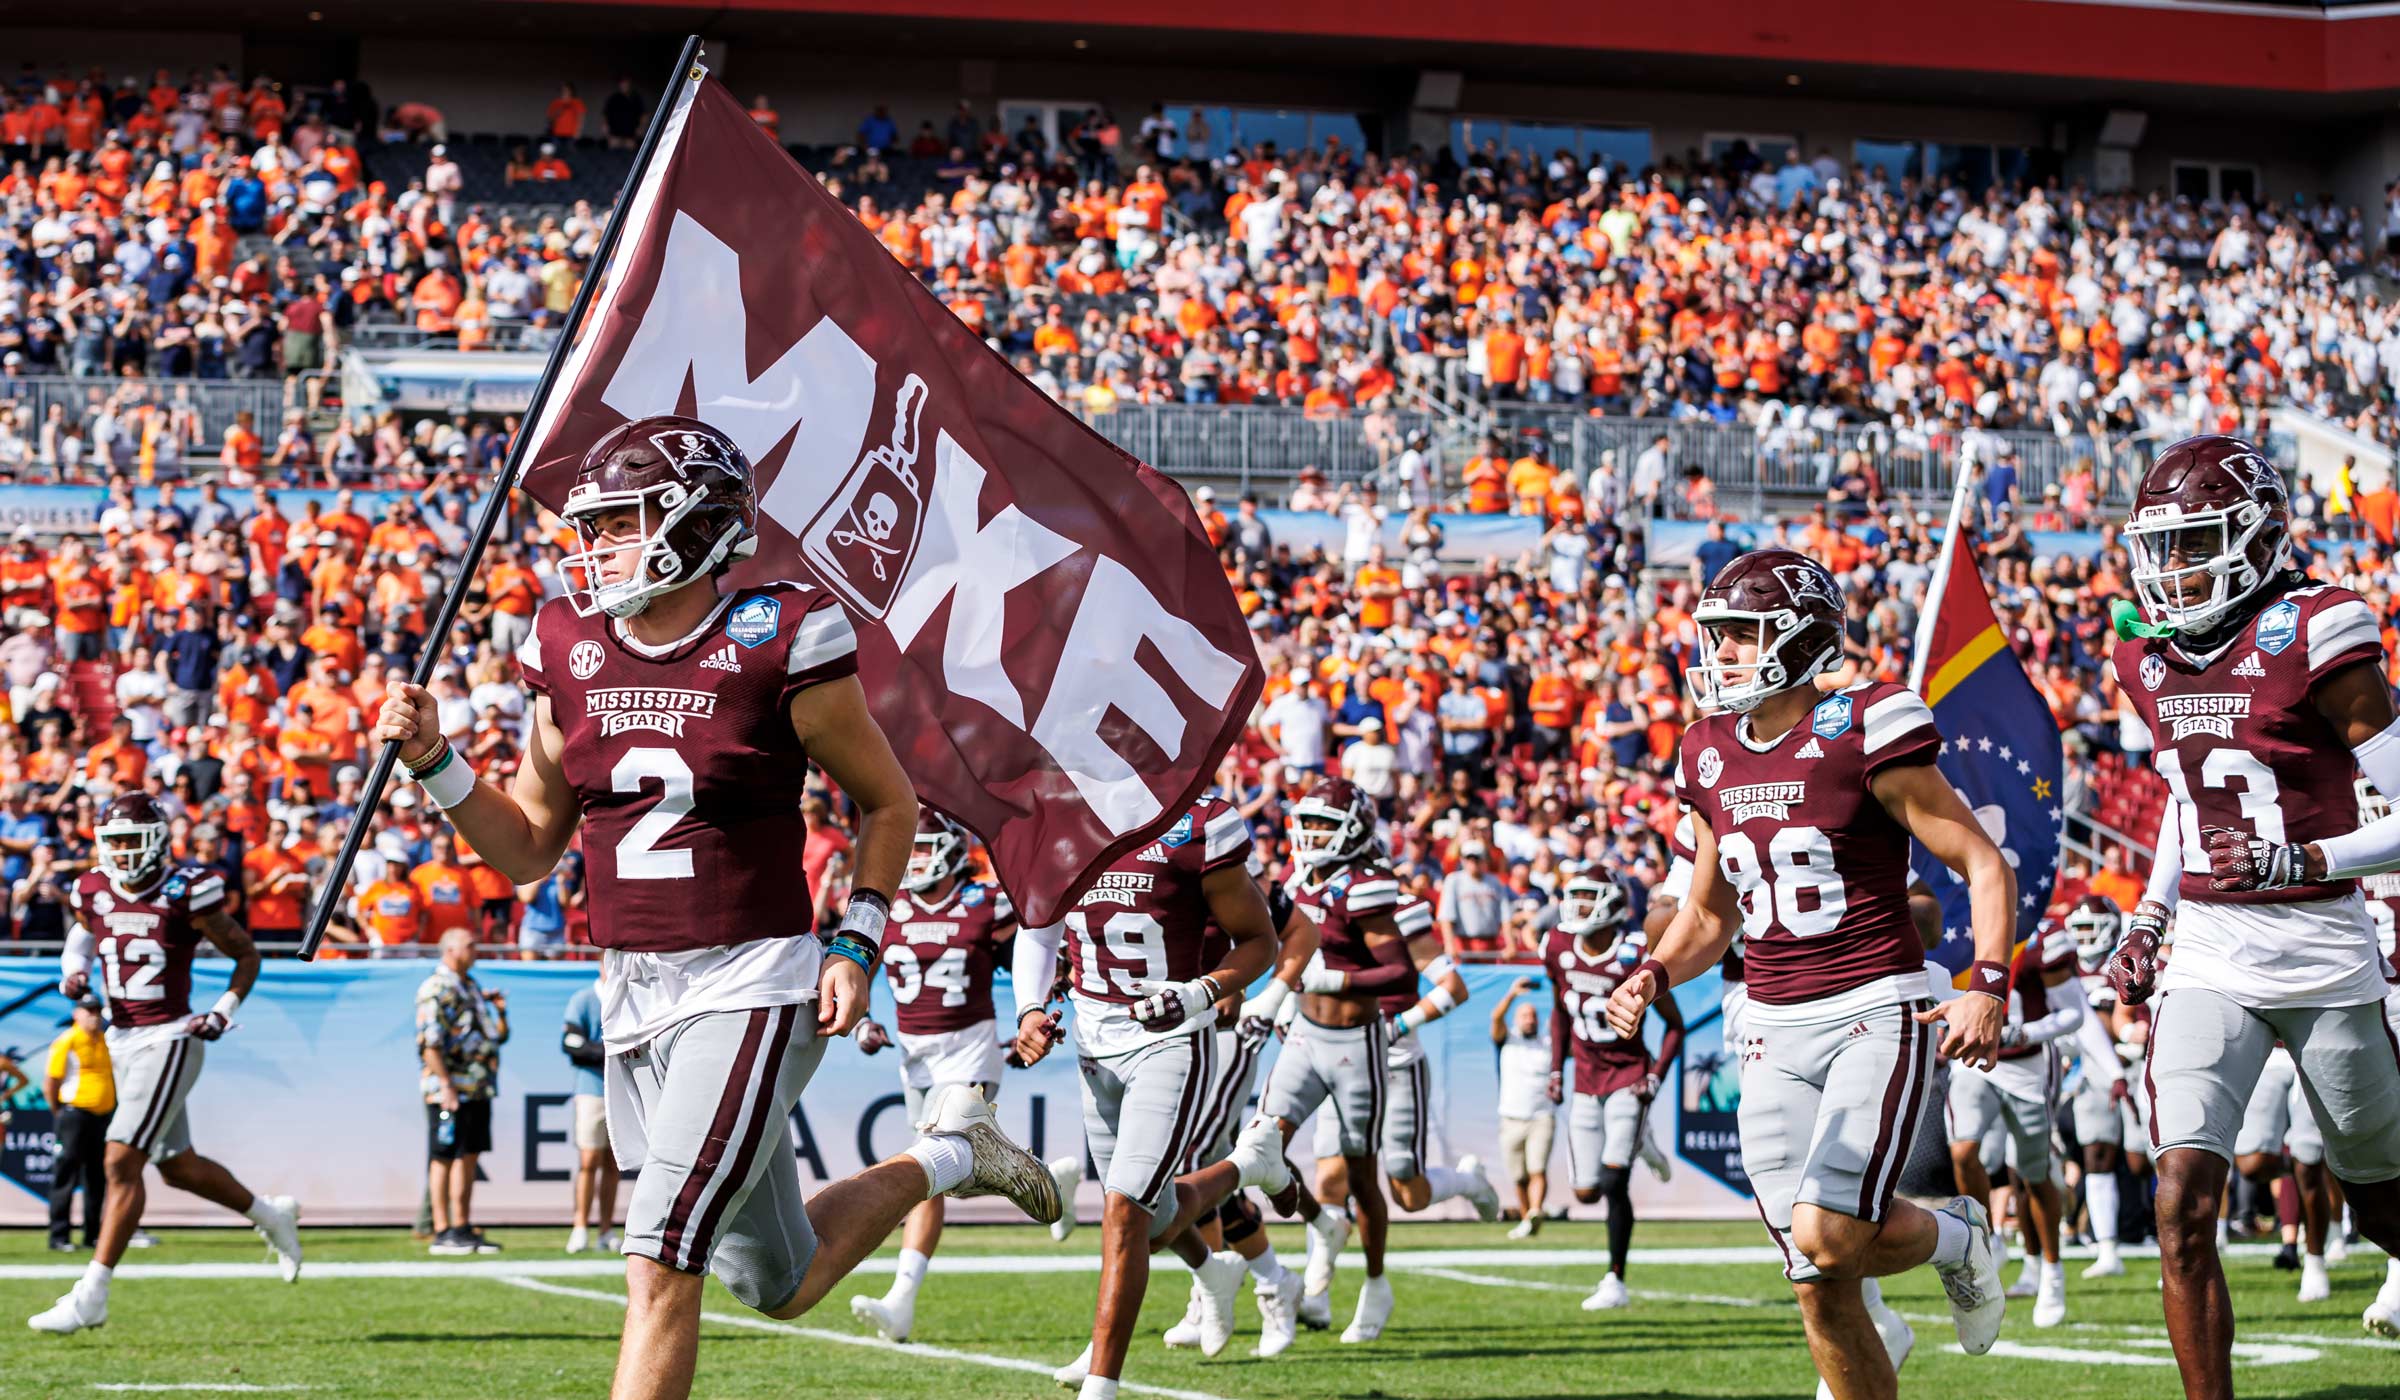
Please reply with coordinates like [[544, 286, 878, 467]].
[[44, 994, 115, 1252]]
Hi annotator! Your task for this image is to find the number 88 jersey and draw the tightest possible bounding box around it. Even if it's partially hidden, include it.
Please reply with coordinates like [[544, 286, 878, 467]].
[[2114, 583, 2384, 908], [1675, 680, 1942, 1010], [1062, 795, 1252, 1057]]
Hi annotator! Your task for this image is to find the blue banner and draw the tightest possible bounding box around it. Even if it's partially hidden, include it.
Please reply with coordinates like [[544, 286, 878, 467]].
[[0, 485, 468, 536]]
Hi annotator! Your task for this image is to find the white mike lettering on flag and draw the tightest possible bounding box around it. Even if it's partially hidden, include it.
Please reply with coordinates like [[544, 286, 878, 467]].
[[513, 71, 1261, 924]]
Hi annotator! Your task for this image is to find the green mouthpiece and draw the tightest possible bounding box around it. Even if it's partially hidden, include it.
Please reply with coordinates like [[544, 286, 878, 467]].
[[2109, 597, 2176, 640]]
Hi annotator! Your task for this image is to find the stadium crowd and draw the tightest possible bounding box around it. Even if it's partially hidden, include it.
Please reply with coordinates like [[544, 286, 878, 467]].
[[4, 64, 2400, 960]]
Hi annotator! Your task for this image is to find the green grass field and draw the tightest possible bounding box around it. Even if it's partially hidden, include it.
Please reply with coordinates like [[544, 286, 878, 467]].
[[2, 1219, 2394, 1399]]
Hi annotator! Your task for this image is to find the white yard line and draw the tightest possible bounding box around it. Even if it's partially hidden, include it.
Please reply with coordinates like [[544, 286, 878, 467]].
[[89, 1387, 316, 1394], [499, 1276, 1243, 1400]]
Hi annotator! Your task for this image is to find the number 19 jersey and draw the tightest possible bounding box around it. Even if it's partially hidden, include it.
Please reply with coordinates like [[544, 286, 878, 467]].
[[1064, 796, 1252, 1058], [1676, 681, 1942, 1013]]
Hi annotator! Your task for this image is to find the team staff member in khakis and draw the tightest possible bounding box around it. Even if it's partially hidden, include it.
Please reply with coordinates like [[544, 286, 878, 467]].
[[45, 993, 115, 1252], [372, 415, 1058, 1400]]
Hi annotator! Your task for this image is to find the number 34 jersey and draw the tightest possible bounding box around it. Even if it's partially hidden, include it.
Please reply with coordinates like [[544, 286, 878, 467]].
[[1676, 681, 1942, 1014], [1063, 795, 1252, 1059], [880, 882, 1019, 1034]]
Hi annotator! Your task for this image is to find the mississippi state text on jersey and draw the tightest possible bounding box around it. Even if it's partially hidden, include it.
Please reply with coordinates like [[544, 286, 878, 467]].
[[880, 882, 1018, 1034], [1064, 797, 1251, 1051], [517, 581, 856, 953], [2114, 583, 2383, 906], [1542, 928, 1651, 1096], [69, 866, 223, 1028], [1676, 680, 1941, 1006]]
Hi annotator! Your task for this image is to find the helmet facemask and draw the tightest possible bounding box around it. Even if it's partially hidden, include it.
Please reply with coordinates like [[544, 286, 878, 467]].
[[2066, 907, 2121, 973], [1688, 604, 1831, 714], [1558, 876, 1630, 956], [2123, 499, 2284, 637], [559, 480, 752, 620], [904, 822, 971, 896], [97, 813, 168, 893]]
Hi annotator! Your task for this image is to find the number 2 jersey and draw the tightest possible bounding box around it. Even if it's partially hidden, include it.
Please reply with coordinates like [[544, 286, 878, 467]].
[[2113, 582, 2390, 1007], [1064, 795, 1252, 1058], [69, 865, 225, 1037], [880, 881, 1018, 1034], [1676, 680, 1941, 1015], [517, 581, 859, 1049]]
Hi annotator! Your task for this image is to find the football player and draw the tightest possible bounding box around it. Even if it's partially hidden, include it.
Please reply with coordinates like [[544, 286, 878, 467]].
[[1609, 548, 2015, 1400], [1011, 793, 1285, 1400], [30, 793, 303, 1336], [848, 812, 1070, 1343], [372, 416, 1060, 1400], [2061, 896, 2137, 1280], [1544, 871, 1683, 1312], [2103, 435, 2400, 1398]]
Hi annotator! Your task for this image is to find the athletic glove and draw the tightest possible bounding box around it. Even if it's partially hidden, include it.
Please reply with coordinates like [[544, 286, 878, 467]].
[[2201, 824, 2310, 893], [184, 1010, 229, 1041], [1998, 1023, 2027, 1051], [59, 970, 87, 1000], [1130, 976, 1220, 1033], [1636, 1071, 1661, 1103], [2108, 1078, 2132, 1107], [854, 1019, 891, 1056], [1546, 1070, 1564, 1105], [2105, 899, 2169, 1007]]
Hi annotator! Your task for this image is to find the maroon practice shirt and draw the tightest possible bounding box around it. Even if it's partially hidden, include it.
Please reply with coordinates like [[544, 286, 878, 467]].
[[1997, 927, 2079, 1062], [69, 865, 224, 1029], [1677, 680, 1941, 1007], [1064, 795, 1251, 1007], [881, 880, 1018, 1034], [1288, 859, 1401, 978], [2114, 583, 2384, 907], [1543, 928, 1652, 1096], [518, 582, 857, 954]]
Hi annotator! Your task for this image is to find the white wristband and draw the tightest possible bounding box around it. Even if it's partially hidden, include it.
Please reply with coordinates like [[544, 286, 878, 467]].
[[211, 990, 243, 1021], [417, 749, 477, 810], [1424, 983, 1460, 1015]]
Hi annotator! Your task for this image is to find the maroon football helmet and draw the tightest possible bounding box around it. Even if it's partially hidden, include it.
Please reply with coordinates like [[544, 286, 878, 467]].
[[559, 415, 760, 618], [1288, 777, 1378, 871], [96, 791, 171, 892], [2063, 893, 2123, 973], [2122, 434, 2290, 636], [1687, 548, 1845, 713]]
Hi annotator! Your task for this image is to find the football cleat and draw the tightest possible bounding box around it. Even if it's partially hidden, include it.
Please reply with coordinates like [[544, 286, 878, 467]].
[[1255, 1266, 1303, 1357], [1341, 1273, 1394, 1343], [1304, 1205, 1350, 1296], [1581, 1273, 1630, 1311], [921, 1084, 1061, 1224], [1230, 1118, 1291, 1195], [254, 1195, 303, 1282], [2328, 1235, 2350, 1267], [1297, 1285, 1332, 1331], [850, 1291, 914, 1343], [1194, 1250, 1244, 1358], [2005, 1257, 2039, 1299], [1933, 1196, 2005, 1356], [2364, 1264, 2400, 1338], [1506, 1216, 1539, 1240], [2033, 1267, 2067, 1329], [2299, 1255, 2332, 1304], [1161, 1282, 1204, 1349], [1455, 1155, 1501, 1224], [27, 1287, 105, 1335], [1052, 1341, 1092, 1387], [598, 1227, 625, 1253], [2082, 1242, 2125, 1279], [566, 1224, 591, 1254], [1046, 1157, 1083, 1243]]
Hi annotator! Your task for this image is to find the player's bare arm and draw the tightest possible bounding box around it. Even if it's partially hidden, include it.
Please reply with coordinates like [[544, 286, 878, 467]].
[[1607, 818, 1734, 1038], [372, 683, 580, 883], [1876, 759, 2012, 1068], [186, 909, 260, 1041], [790, 672, 920, 1037], [1129, 861, 1275, 1033]]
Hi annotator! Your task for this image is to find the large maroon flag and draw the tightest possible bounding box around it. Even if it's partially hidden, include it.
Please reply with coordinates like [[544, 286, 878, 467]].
[[515, 72, 1261, 926]]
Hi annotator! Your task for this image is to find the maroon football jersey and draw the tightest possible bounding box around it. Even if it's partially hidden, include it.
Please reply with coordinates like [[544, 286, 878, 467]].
[[68, 866, 224, 1028], [1288, 860, 1401, 977], [1997, 929, 2079, 1061], [2114, 583, 2382, 907], [1676, 680, 1941, 1008], [1542, 928, 1650, 1096], [1373, 894, 1436, 1017], [518, 582, 856, 954], [881, 881, 1018, 1034], [1064, 796, 1251, 1008]]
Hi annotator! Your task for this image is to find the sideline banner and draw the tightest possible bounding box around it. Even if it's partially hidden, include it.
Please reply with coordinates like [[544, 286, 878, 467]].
[[0, 961, 1749, 1226], [0, 486, 449, 536]]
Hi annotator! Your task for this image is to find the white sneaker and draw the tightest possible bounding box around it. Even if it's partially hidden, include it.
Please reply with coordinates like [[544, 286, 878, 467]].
[[1341, 1273, 1394, 1343], [2033, 1269, 2067, 1329], [2328, 1236, 2350, 1267], [2364, 1283, 2400, 1339], [1297, 1286, 1331, 1331], [2005, 1259, 2039, 1299], [253, 1195, 303, 1283], [1932, 1196, 2005, 1356], [920, 1084, 1061, 1225], [127, 1230, 157, 1249], [1638, 1130, 1672, 1183], [850, 1291, 914, 1342], [2299, 1256, 2332, 1304], [1254, 1266, 1302, 1358], [1052, 1342, 1092, 1387], [1454, 1155, 1501, 1223], [1161, 1281, 1204, 1349], [1047, 1157, 1082, 1243], [566, 1224, 590, 1254], [1231, 1118, 1291, 1195], [2083, 1242, 2125, 1279], [28, 1287, 105, 1335], [1193, 1250, 1244, 1358], [1304, 1206, 1350, 1296], [1581, 1273, 1630, 1311], [1506, 1217, 1538, 1240]]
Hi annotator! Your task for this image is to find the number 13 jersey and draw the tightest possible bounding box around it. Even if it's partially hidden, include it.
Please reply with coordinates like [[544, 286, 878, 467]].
[[1676, 681, 1942, 1015]]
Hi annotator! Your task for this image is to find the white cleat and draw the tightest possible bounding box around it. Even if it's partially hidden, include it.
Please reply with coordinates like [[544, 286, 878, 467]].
[[2328, 1236, 2350, 1267], [1052, 1342, 1092, 1387], [1638, 1131, 1673, 1183], [28, 1288, 105, 1335], [1341, 1272, 1394, 1343], [1304, 1206, 1350, 1296], [1161, 1281, 1204, 1349], [2364, 1288, 2400, 1339], [1046, 1157, 1083, 1243], [1506, 1217, 1538, 1240], [849, 1291, 914, 1342], [2033, 1272, 2067, 1329], [2299, 1256, 2332, 1304], [2005, 1260, 2039, 1300], [920, 1084, 1061, 1225], [566, 1224, 590, 1254], [1297, 1285, 1331, 1331], [254, 1195, 303, 1282], [1455, 1155, 1501, 1224], [2082, 1242, 2125, 1279], [1254, 1266, 1302, 1358], [1932, 1196, 2005, 1356], [1230, 1118, 1291, 1195], [1193, 1250, 1244, 1358], [598, 1227, 624, 1253], [1581, 1272, 1630, 1311]]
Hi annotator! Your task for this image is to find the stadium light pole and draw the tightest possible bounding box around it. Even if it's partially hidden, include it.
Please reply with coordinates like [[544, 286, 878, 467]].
[[294, 33, 708, 960]]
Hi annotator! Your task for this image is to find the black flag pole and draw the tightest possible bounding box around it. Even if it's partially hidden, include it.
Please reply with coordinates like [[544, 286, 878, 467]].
[[294, 34, 707, 959]]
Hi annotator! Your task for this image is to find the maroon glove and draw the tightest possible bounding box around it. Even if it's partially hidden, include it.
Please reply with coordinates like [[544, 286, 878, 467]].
[[2201, 825, 2309, 893], [853, 1019, 891, 1056], [59, 970, 88, 1000], [184, 1010, 229, 1041], [2109, 1078, 2132, 1107], [2105, 900, 2169, 1006], [1546, 1070, 1564, 1105]]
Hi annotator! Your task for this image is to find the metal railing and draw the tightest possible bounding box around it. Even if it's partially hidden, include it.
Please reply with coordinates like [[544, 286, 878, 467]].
[[0, 376, 294, 470]]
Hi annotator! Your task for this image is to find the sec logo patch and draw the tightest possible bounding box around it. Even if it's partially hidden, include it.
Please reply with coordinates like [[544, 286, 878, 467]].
[[2139, 653, 2166, 692], [1696, 746, 1724, 789], [569, 640, 605, 680]]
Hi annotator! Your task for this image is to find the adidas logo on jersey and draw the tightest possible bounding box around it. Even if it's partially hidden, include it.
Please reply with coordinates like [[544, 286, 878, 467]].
[[699, 644, 742, 673], [1795, 736, 1825, 759], [1136, 844, 1169, 863], [2231, 652, 2266, 678]]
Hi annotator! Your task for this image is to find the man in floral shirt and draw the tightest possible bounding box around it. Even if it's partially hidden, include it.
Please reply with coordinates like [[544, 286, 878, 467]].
[[416, 926, 507, 1255]]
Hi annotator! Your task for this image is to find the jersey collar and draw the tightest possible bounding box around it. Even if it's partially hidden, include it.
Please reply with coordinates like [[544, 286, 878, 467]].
[[612, 591, 734, 660]]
